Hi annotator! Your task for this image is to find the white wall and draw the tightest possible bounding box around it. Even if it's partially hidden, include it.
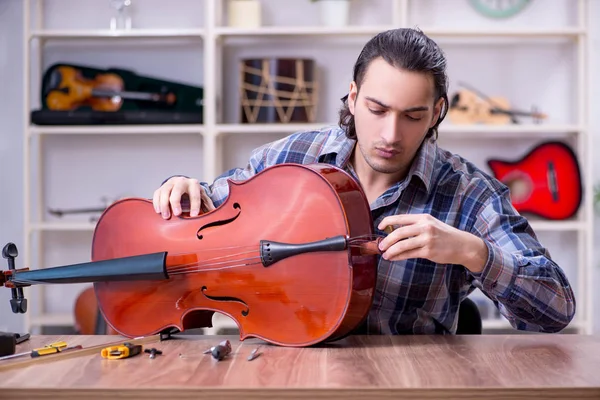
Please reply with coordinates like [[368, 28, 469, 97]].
[[0, 0, 25, 333], [0, 0, 598, 334]]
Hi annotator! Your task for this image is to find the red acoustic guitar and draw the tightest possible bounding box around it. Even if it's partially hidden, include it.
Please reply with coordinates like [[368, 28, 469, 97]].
[[487, 141, 582, 220]]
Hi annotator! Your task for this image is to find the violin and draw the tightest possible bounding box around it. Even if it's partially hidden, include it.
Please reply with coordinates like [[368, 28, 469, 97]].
[[1, 163, 383, 347], [45, 65, 177, 112], [448, 87, 547, 125]]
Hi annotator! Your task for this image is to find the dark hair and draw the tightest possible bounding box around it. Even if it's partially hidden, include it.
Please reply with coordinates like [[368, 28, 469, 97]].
[[338, 28, 449, 140]]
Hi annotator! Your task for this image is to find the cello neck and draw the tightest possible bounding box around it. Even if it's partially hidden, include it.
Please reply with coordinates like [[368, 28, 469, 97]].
[[4, 252, 167, 288]]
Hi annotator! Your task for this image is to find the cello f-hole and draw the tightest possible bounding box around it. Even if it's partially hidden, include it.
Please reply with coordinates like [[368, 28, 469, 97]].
[[197, 203, 242, 240], [201, 286, 249, 316]]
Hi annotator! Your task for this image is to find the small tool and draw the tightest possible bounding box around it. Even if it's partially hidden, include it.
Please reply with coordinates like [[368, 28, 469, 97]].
[[101, 342, 142, 360], [210, 340, 232, 361], [144, 348, 162, 359], [247, 348, 261, 361], [0, 340, 67, 361]]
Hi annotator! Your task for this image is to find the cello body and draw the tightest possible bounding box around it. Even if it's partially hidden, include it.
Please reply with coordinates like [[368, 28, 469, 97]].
[[91, 163, 378, 347]]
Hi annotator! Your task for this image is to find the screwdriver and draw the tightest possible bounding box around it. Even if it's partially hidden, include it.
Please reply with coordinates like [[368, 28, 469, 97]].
[[0, 341, 68, 361]]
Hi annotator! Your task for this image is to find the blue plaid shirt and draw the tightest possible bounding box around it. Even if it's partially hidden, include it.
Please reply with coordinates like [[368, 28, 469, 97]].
[[199, 125, 575, 334]]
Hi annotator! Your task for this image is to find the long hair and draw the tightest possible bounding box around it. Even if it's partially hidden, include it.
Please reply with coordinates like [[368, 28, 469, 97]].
[[338, 28, 449, 140]]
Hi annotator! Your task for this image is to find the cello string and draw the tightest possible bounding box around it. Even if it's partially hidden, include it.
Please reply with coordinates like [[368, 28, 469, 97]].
[[167, 235, 386, 275], [9, 235, 386, 285], [168, 233, 386, 274], [162, 233, 386, 262], [168, 259, 265, 276], [167, 248, 262, 273], [167, 254, 263, 274]]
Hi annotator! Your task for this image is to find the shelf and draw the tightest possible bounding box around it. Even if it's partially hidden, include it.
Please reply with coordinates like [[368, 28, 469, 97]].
[[29, 28, 204, 40], [27, 123, 581, 137], [29, 124, 204, 136], [217, 123, 327, 135], [30, 313, 74, 327], [29, 222, 96, 232], [216, 123, 582, 137], [215, 25, 397, 37], [482, 318, 512, 330], [419, 27, 585, 38], [215, 26, 584, 39], [529, 220, 585, 232], [440, 124, 583, 137]]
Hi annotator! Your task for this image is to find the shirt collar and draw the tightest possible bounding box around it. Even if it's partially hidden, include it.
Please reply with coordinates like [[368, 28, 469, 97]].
[[317, 125, 356, 167], [405, 135, 437, 194], [317, 126, 437, 195]]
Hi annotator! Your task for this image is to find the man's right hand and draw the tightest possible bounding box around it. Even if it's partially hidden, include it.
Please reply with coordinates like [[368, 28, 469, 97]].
[[152, 176, 215, 219]]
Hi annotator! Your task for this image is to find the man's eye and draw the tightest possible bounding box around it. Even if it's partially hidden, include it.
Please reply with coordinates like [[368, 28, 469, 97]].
[[406, 115, 422, 121], [369, 109, 385, 115]]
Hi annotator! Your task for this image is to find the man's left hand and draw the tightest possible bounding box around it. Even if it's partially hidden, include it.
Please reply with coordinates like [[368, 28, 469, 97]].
[[378, 213, 489, 273]]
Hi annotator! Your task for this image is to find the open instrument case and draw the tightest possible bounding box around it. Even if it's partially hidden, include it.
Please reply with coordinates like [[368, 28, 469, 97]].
[[30, 63, 204, 125]]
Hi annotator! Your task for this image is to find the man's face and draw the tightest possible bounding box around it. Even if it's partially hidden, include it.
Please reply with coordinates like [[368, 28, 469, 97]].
[[348, 57, 443, 176]]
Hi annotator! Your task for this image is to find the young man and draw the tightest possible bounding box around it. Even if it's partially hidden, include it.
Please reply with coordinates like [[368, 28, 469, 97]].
[[153, 28, 575, 335]]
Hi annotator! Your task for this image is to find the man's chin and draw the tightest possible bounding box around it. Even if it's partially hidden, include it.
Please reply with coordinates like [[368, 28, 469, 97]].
[[368, 158, 402, 175]]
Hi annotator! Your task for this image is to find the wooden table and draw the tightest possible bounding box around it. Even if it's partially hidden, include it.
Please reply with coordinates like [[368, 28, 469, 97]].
[[0, 333, 599, 399]]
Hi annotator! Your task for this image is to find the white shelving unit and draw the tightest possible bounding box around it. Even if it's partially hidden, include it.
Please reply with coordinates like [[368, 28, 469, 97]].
[[21, 0, 592, 335]]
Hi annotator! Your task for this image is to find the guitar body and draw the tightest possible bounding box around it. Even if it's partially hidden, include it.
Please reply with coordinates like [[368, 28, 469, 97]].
[[487, 141, 582, 220]]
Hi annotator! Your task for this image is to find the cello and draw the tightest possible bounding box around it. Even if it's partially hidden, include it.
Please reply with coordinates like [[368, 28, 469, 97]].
[[1, 163, 382, 347]]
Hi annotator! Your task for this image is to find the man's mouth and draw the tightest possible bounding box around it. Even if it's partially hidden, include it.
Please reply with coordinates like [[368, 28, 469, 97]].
[[375, 148, 399, 159]]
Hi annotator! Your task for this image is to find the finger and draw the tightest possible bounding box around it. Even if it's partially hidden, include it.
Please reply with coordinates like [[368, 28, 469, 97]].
[[159, 186, 172, 219], [152, 189, 160, 214], [382, 236, 425, 261], [188, 180, 201, 217], [169, 183, 185, 216], [201, 188, 216, 212], [378, 213, 425, 231], [379, 224, 423, 252], [382, 247, 424, 262]]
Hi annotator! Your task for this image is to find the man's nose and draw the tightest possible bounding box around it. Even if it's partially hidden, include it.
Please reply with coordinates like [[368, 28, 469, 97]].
[[380, 114, 401, 143]]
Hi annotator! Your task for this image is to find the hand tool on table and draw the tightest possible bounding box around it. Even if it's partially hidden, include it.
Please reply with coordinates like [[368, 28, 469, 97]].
[[0, 340, 67, 361], [144, 348, 162, 359], [101, 342, 143, 360]]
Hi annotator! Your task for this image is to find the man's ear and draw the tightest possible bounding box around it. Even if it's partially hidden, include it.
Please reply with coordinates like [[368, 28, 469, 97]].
[[348, 81, 358, 115], [430, 97, 445, 129]]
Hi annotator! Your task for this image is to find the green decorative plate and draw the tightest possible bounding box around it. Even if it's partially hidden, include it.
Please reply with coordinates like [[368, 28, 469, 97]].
[[468, 0, 532, 19]]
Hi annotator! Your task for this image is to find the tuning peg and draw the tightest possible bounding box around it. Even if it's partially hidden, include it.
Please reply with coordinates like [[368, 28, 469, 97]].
[[2, 243, 18, 263], [2, 243, 27, 314]]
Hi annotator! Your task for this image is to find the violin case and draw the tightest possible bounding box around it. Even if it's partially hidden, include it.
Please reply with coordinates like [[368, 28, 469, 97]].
[[31, 63, 204, 125]]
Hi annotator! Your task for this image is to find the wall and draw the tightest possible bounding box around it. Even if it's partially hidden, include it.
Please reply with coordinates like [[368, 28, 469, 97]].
[[0, 0, 598, 334], [0, 0, 25, 333]]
